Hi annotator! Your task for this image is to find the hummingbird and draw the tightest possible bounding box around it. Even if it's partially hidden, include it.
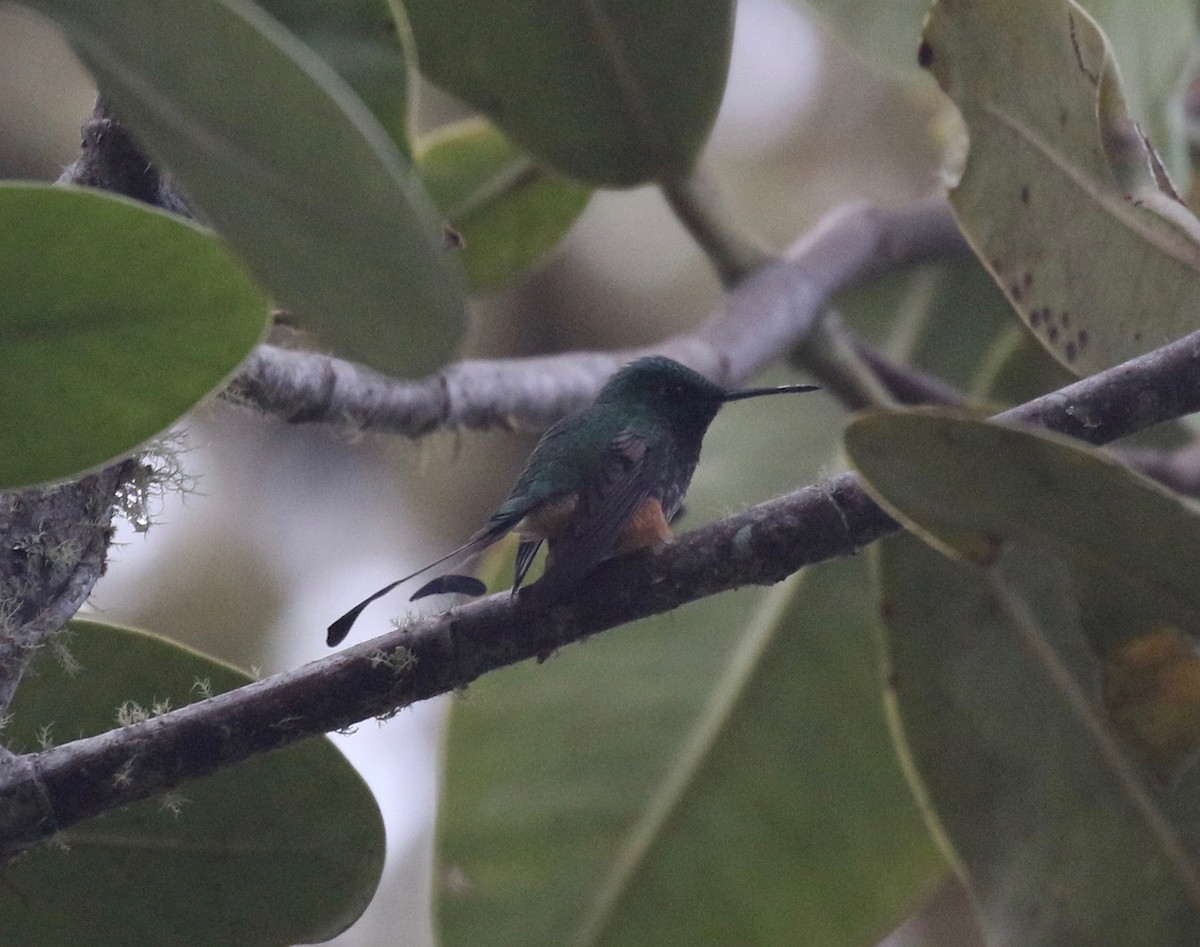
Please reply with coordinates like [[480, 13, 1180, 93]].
[[326, 356, 818, 646]]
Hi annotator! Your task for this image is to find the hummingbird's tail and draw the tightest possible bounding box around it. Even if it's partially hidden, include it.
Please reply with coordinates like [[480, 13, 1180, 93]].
[[326, 519, 513, 646]]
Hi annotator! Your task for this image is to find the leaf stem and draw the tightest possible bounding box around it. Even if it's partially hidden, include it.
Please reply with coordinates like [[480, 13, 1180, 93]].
[[792, 309, 897, 409], [659, 170, 774, 286]]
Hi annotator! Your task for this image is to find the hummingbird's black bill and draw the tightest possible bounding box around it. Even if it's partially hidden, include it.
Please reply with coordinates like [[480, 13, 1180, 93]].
[[721, 383, 819, 402]]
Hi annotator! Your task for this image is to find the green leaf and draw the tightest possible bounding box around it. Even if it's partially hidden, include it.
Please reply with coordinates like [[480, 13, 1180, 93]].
[[846, 409, 1200, 776], [0, 620, 385, 947], [844, 409, 1200, 638], [437, 381, 942, 945], [402, 0, 735, 185], [0, 184, 266, 489], [922, 0, 1200, 375], [801, 0, 1194, 167], [416, 119, 592, 291], [877, 535, 1200, 944], [968, 327, 1076, 406], [255, 0, 415, 155], [24, 0, 465, 376]]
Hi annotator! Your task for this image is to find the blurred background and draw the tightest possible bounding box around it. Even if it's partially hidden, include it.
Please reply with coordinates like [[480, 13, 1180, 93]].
[[0, 1, 955, 942]]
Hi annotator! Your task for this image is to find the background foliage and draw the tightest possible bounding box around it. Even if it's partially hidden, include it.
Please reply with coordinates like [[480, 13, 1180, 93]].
[[2, 0, 1200, 944]]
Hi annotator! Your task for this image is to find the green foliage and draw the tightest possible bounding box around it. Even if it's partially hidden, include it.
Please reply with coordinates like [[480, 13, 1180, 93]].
[[255, 0, 415, 154], [845, 409, 1200, 648], [417, 119, 592, 290], [0, 184, 267, 489], [23, 0, 466, 377], [401, 0, 735, 185], [5, 0, 1200, 942], [921, 0, 1200, 375], [0, 621, 385, 946], [877, 537, 1200, 945], [848, 411, 1200, 939]]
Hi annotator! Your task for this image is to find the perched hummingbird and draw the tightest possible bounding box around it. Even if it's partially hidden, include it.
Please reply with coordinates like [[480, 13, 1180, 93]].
[[326, 356, 818, 646]]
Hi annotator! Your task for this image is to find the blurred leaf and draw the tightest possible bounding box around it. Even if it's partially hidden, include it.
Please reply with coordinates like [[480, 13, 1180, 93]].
[[1081, 0, 1194, 186], [799, 0, 931, 82], [1104, 627, 1200, 778], [0, 183, 266, 489], [417, 119, 592, 290], [256, 0, 415, 154], [799, 0, 1194, 124], [969, 325, 1076, 405], [437, 380, 942, 945], [836, 258, 1023, 393], [0, 620, 385, 946], [923, 0, 1200, 375], [402, 0, 734, 185], [25, 0, 465, 376], [878, 535, 1200, 944], [845, 409, 1200, 628], [847, 408, 1200, 779]]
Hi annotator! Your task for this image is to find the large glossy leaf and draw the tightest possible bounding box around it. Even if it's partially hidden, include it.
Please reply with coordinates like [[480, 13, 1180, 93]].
[[878, 535, 1200, 944], [847, 408, 1200, 776], [436, 377, 943, 946], [255, 0, 415, 154], [24, 0, 465, 376], [0, 620, 385, 947], [802, 0, 1194, 172], [844, 410, 1200, 633], [417, 119, 592, 290], [402, 0, 735, 185], [0, 183, 266, 489], [922, 0, 1200, 375]]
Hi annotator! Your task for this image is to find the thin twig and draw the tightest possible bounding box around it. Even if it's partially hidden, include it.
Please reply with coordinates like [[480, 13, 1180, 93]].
[[792, 309, 897, 409], [658, 170, 774, 285]]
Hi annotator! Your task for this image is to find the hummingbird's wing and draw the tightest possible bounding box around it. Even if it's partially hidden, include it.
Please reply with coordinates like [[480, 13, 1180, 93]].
[[538, 430, 664, 591]]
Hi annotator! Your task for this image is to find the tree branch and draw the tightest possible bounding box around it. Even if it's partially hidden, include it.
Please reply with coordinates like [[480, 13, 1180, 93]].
[[5, 323, 1200, 857], [229, 197, 970, 434], [0, 463, 136, 723], [10, 99, 1199, 863], [0, 96, 179, 723]]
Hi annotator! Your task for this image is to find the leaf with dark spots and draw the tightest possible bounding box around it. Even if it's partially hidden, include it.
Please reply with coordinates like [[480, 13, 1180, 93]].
[[923, 0, 1200, 376]]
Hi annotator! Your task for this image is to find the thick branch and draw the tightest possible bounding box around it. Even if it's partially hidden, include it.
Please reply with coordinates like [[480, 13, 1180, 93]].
[[5, 325, 1200, 856], [230, 197, 969, 434], [0, 463, 136, 719]]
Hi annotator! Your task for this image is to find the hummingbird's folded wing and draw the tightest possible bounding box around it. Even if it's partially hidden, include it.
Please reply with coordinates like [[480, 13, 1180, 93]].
[[539, 430, 663, 591]]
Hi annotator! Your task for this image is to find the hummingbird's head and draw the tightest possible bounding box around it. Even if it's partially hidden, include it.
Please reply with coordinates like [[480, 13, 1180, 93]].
[[597, 356, 726, 427], [596, 356, 819, 438]]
